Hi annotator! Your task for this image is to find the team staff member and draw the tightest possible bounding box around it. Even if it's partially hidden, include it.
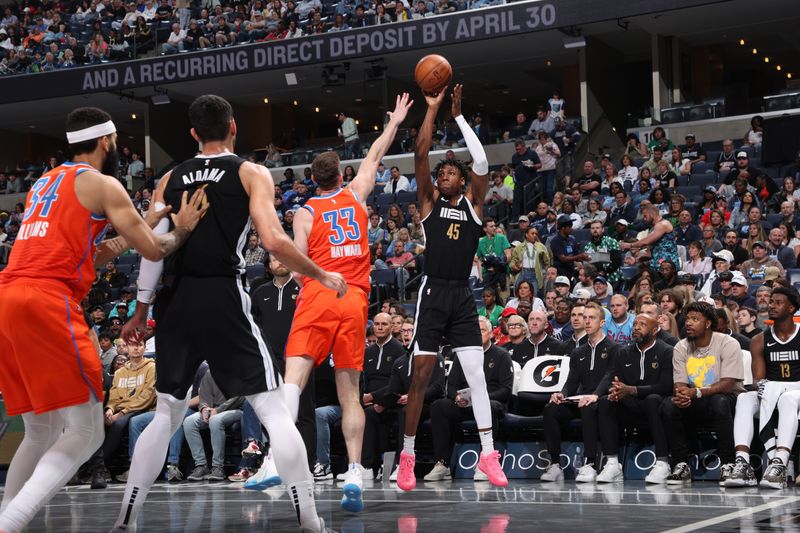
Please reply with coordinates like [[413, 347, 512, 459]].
[[541, 303, 618, 483], [595, 314, 673, 484]]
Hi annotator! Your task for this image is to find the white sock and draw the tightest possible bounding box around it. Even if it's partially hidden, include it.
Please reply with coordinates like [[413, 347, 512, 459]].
[[0, 402, 104, 533], [777, 448, 791, 466], [284, 383, 302, 423], [114, 393, 189, 530], [479, 430, 494, 455], [606, 457, 620, 467], [289, 480, 320, 532], [403, 434, 416, 455], [736, 450, 749, 462]]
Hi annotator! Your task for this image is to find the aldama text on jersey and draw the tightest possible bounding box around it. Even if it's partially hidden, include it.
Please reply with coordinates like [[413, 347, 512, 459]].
[[182, 168, 226, 185]]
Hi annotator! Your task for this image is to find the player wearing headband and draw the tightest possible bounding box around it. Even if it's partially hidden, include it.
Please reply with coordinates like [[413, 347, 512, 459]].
[[0, 107, 207, 532]]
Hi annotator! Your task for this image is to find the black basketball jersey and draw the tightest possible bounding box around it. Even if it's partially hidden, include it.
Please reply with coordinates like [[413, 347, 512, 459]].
[[422, 195, 482, 280], [764, 324, 800, 382], [162, 153, 250, 279]]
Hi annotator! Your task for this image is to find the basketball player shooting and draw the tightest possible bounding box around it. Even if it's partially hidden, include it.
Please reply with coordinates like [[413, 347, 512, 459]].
[[396, 84, 509, 491]]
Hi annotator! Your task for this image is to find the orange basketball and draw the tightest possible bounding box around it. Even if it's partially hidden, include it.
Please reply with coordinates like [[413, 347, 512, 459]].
[[414, 54, 452, 96]]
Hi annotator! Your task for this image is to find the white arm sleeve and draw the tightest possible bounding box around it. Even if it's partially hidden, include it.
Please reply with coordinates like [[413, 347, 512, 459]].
[[455, 114, 488, 176], [136, 201, 167, 304]]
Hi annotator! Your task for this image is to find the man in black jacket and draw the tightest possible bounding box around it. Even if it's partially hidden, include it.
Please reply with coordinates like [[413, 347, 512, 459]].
[[639, 302, 679, 347], [383, 351, 446, 481], [425, 316, 513, 482], [244, 256, 315, 486], [541, 303, 618, 483], [595, 314, 673, 484], [360, 313, 409, 477]]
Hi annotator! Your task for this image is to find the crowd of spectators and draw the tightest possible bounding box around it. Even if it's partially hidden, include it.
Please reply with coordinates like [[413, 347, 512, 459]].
[[0, 0, 504, 74], [5, 105, 800, 487]]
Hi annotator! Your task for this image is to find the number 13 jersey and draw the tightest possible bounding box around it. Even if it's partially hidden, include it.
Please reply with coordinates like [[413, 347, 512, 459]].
[[302, 187, 370, 293], [764, 324, 800, 382], [422, 194, 483, 280]]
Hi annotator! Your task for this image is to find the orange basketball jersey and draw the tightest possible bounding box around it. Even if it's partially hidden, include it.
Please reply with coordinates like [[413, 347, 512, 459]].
[[301, 187, 370, 293], [0, 163, 109, 300]]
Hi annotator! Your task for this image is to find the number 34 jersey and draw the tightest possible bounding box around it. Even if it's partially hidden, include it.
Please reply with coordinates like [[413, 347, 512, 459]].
[[302, 187, 370, 293], [0, 163, 109, 301], [764, 324, 800, 382], [422, 195, 483, 280]]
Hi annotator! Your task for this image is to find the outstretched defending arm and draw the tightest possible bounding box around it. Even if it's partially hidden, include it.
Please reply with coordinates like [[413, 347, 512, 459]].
[[451, 84, 489, 213], [415, 88, 448, 218], [349, 93, 414, 203]]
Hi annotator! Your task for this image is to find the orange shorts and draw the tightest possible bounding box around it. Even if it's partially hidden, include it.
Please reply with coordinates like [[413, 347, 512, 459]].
[[0, 282, 104, 416], [285, 281, 368, 370]]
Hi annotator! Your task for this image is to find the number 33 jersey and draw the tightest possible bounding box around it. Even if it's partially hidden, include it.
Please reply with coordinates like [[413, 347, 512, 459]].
[[302, 187, 370, 293], [422, 195, 483, 280]]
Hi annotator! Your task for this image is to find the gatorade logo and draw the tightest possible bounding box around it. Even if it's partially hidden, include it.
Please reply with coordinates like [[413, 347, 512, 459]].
[[533, 359, 562, 387]]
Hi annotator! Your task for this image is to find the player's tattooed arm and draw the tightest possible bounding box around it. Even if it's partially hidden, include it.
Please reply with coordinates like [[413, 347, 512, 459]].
[[155, 190, 208, 256]]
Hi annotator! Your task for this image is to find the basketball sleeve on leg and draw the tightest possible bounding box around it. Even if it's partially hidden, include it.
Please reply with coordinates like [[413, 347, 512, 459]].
[[455, 115, 488, 176]]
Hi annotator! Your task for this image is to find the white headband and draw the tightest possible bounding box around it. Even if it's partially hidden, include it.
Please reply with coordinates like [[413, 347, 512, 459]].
[[66, 120, 116, 144]]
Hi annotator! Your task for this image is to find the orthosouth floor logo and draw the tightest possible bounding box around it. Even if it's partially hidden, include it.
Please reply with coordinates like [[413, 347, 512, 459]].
[[451, 441, 784, 480]]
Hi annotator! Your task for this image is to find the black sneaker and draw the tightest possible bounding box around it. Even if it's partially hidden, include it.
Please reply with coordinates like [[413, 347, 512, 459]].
[[723, 457, 757, 488], [665, 462, 691, 485], [187, 465, 210, 481], [760, 458, 787, 490], [91, 470, 107, 490]]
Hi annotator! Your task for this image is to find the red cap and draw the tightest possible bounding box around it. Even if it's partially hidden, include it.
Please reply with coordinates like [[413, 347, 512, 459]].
[[146, 319, 156, 328], [500, 307, 518, 318]]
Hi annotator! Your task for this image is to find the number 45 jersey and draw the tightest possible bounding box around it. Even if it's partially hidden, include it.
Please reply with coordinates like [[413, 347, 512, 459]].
[[302, 187, 370, 293], [422, 195, 483, 280]]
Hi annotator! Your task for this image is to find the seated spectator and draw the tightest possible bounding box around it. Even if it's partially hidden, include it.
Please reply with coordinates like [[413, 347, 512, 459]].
[[184, 19, 211, 49], [103, 260, 129, 288], [435, 0, 457, 14], [503, 112, 529, 141], [595, 313, 674, 483], [724, 151, 761, 187], [683, 241, 712, 277], [99, 339, 156, 482], [714, 139, 737, 175], [360, 313, 408, 477], [367, 212, 388, 245], [581, 198, 606, 228], [739, 241, 785, 284], [700, 225, 723, 257], [98, 331, 117, 371], [527, 107, 555, 138], [604, 294, 634, 343], [549, 297, 574, 340], [161, 22, 186, 54], [184, 371, 244, 482], [669, 147, 692, 177], [425, 317, 512, 482], [541, 303, 619, 482], [767, 226, 796, 270], [735, 306, 761, 339], [244, 234, 266, 266], [484, 171, 513, 222], [386, 240, 416, 295], [660, 302, 744, 485], [374, 4, 392, 23], [128, 362, 208, 483], [383, 166, 410, 194], [641, 147, 665, 176], [478, 287, 503, 327]]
